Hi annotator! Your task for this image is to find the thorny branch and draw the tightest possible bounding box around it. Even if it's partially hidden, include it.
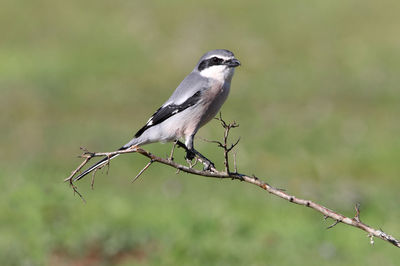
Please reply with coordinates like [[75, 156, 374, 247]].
[[66, 116, 400, 249]]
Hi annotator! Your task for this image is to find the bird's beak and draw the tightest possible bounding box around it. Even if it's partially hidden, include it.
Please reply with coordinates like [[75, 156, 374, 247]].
[[226, 58, 241, 68]]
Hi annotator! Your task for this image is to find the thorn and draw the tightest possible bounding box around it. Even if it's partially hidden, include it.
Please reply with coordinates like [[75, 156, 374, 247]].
[[91, 168, 98, 190], [233, 152, 237, 173], [71, 182, 86, 203], [354, 203, 361, 222], [105, 155, 111, 175], [326, 220, 340, 229], [132, 160, 153, 183]]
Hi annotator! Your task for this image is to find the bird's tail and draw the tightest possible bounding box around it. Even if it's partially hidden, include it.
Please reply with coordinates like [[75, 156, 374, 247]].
[[72, 137, 143, 182], [73, 152, 120, 182], [73, 145, 132, 182]]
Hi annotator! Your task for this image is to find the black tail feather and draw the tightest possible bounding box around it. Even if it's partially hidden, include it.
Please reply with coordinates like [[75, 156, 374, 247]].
[[73, 146, 128, 182]]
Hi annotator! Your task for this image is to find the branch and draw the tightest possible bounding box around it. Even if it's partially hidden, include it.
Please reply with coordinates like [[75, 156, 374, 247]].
[[66, 117, 400, 249]]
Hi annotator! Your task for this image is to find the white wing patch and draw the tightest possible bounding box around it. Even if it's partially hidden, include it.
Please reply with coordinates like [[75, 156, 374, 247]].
[[146, 117, 154, 126]]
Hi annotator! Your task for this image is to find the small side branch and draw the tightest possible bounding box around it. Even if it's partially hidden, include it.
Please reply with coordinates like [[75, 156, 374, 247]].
[[215, 113, 240, 173]]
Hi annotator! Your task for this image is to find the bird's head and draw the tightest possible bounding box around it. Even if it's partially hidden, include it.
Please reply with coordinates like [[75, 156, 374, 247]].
[[196, 49, 240, 82]]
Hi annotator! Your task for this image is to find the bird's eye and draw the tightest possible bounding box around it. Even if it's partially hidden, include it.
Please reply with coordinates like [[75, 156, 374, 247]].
[[198, 57, 223, 71], [211, 57, 219, 63]]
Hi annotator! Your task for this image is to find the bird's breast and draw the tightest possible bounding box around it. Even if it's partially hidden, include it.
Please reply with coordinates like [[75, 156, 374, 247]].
[[199, 81, 230, 126]]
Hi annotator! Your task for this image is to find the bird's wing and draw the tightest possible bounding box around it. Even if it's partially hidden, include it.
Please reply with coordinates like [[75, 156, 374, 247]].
[[164, 71, 208, 105], [134, 90, 203, 138]]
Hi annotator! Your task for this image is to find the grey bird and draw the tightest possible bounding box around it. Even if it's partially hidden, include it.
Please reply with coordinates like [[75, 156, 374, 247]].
[[73, 49, 240, 181]]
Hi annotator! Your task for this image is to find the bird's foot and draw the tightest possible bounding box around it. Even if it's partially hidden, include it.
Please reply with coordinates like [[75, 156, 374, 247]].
[[193, 152, 215, 171], [186, 157, 199, 168], [185, 149, 196, 161], [201, 158, 215, 171], [176, 141, 215, 171], [185, 150, 215, 171]]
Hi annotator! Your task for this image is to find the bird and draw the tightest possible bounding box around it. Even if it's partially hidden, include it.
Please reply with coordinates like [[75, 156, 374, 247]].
[[73, 49, 240, 181]]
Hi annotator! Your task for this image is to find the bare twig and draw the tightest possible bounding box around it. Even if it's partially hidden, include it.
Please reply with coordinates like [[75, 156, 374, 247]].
[[206, 113, 240, 174], [66, 117, 400, 249]]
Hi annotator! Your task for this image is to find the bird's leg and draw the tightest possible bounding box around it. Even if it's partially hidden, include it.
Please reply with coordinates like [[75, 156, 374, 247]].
[[176, 141, 215, 171], [185, 149, 196, 160], [183, 135, 196, 161], [169, 140, 178, 161]]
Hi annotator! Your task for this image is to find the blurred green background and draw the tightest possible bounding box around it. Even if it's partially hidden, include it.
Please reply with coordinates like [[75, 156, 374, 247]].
[[1, 0, 400, 265]]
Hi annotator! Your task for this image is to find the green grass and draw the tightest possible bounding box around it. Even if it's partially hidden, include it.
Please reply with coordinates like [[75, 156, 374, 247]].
[[1, 0, 400, 265]]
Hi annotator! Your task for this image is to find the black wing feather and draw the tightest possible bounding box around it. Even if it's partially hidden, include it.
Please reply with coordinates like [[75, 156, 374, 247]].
[[134, 91, 202, 138]]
